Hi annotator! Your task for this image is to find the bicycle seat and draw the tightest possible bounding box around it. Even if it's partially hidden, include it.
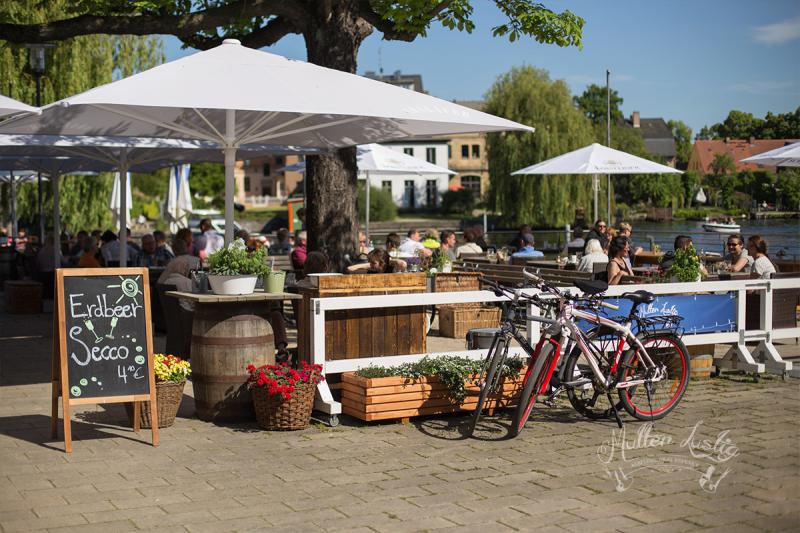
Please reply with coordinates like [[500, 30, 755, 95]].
[[621, 290, 655, 305], [573, 279, 608, 295]]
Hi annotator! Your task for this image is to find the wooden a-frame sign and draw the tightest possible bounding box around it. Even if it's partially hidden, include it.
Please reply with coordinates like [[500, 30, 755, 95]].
[[51, 268, 158, 453]]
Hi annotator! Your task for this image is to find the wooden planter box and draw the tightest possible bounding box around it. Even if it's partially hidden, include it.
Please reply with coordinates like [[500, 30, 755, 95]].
[[341, 369, 525, 422], [298, 273, 427, 362]]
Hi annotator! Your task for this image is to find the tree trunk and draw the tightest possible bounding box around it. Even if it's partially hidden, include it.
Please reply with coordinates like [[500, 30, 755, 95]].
[[302, 0, 372, 270]]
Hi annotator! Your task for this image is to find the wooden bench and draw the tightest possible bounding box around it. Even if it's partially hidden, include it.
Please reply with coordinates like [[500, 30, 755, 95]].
[[455, 261, 526, 287], [525, 267, 593, 287]]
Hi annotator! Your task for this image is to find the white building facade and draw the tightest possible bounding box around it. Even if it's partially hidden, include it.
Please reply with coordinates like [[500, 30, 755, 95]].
[[378, 141, 451, 209]]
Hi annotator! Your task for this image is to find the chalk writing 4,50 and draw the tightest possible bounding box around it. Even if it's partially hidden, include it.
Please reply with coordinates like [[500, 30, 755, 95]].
[[69, 326, 130, 366]]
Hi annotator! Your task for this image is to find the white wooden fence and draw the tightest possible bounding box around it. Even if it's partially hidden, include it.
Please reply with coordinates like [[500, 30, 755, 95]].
[[309, 277, 800, 417]]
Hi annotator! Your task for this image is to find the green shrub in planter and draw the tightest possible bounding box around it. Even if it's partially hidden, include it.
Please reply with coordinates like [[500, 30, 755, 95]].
[[208, 239, 270, 276]]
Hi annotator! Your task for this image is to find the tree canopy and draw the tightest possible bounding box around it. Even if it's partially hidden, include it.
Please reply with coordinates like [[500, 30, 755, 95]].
[[485, 66, 595, 227], [698, 107, 800, 140], [573, 84, 623, 126]]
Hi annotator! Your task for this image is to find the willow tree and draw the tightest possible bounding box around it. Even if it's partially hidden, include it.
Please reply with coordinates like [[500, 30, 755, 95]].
[[1, 0, 164, 234], [485, 66, 594, 227], [0, 0, 585, 266]]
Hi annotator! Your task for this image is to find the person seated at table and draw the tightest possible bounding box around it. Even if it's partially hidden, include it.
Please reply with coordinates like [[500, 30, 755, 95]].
[[508, 224, 532, 249], [195, 218, 224, 259], [137, 233, 174, 267], [157, 239, 200, 291], [386, 232, 402, 257], [723, 234, 752, 273], [606, 236, 634, 285], [291, 230, 308, 270], [269, 228, 293, 256], [421, 228, 441, 250], [511, 233, 544, 258], [67, 230, 89, 264], [100, 229, 139, 266], [567, 228, 585, 250], [471, 225, 489, 251], [660, 235, 708, 277], [173, 227, 194, 256], [347, 249, 399, 274], [617, 222, 643, 256], [357, 231, 372, 256], [585, 220, 609, 252], [746, 235, 776, 279], [153, 230, 173, 255], [456, 228, 484, 258], [399, 228, 433, 257], [577, 239, 607, 273], [439, 230, 457, 262], [77, 236, 102, 268]]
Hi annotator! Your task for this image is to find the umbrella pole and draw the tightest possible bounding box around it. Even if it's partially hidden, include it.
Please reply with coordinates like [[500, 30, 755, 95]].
[[592, 173, 599, 223], [365, 171, 370, 243], [10, 171, 17, 245], [119, 157, 129, 267], [224, 109, 236, 245], [53, 174, 60, 270]]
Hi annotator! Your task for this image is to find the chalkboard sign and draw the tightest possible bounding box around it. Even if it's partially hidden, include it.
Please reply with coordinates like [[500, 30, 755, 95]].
[[52, 268, 158, 453]]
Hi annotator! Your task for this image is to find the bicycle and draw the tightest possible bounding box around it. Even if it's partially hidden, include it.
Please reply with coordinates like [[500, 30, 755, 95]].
[[509, 269, 689, 437]]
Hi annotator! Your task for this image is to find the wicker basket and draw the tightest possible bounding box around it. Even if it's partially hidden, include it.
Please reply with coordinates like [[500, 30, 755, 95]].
[[251, 382, 316, 431], [433, 272, 482, 312], [124, 380, 186, 429], [439, 306, 501, 339]]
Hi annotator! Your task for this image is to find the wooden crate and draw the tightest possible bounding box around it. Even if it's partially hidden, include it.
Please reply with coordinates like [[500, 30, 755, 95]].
[[438, 305, 501, 339], [298, 273, 427, 362], [341, 370, 525, 422]]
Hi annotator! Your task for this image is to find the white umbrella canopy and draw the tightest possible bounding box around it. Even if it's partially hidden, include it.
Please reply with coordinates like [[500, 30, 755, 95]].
[[167, 164, 193, 233], [0, 95, 38, 119], [740, 141, 800, 167], [0, 39, 533, 242], [512, 143, 681, 222]]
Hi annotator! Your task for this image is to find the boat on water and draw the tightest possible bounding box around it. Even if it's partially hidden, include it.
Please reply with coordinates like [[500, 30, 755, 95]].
[[702, 220, 741, 233]]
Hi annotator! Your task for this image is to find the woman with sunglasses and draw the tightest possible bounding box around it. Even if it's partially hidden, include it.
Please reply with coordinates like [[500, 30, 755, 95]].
[[723, 234, 752, 273]]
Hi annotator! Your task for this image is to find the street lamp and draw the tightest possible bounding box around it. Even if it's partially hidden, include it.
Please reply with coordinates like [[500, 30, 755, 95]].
[[24, 43, 56, 245]]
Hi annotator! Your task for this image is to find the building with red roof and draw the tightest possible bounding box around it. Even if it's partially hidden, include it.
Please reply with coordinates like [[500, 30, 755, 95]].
[[688, 138, 798, 176]]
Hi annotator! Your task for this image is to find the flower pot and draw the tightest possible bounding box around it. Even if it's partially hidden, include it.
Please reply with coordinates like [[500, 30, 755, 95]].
[[265, 271, 286, 294], [124, 380, 186, 428], [208, 274, 258, 295], [251, 382, 316, 430]]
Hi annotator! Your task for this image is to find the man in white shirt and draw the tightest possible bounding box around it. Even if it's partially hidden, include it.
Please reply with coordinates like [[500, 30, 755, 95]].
[[398, 229, 432, 257], [194, 218, 224, 258]]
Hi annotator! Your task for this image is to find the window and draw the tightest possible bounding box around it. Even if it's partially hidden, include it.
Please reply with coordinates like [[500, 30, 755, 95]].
[[261, 178, 271, 194], [404, 180, 415, 208], [426, 147, 436, 165], [461, 145, 469, 158], [403, 147, 414, 156], [244, 176, 251, 192], [382, 180, 392, 192], [472, 144, 480, 159], [461, 175, 481, 196], [426, 180, 438, 207], [447, 144, 452, 159], [262, 163, 271, 176], [275, 156, 284, 166]]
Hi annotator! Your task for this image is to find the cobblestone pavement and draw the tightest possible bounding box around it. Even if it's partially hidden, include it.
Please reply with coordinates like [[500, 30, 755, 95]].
[[1, 308, 799, 532]]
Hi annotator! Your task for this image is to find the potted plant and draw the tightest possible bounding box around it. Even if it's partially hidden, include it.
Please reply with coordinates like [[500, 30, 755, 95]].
[[207, 239, 270, 295], [665, 244, 704, 282], [125, 353, 191, 428], [246, 361, 325, 430]]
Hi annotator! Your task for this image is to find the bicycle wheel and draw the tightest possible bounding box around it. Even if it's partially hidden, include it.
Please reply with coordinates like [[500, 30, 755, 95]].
[[563, 345, 625, 420], [467, 336, 507, 436], [617, 334, 689, 420], [509, 340, 556, 437]]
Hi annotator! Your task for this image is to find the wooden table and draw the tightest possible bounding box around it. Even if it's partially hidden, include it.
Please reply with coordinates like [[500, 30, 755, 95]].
[[523, 259, 577, 271], [167, 290, 301, 422]]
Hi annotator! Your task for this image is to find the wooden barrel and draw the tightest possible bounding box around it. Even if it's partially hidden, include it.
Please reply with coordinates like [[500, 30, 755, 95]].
[[691, 354, 713, 379], [191, 302, 275, 422], [5, 280, 42, 314]]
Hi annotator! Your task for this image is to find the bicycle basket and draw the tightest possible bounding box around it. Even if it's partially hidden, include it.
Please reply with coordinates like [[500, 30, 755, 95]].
[[637, 314, 684, 336]]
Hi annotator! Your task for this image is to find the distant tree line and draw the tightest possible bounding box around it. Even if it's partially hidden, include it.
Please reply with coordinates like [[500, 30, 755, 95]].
[[697, 108, 800, 140]]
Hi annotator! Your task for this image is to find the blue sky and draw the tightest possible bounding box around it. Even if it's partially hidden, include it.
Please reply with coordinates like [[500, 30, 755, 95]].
[[163, 0, 800, 137]]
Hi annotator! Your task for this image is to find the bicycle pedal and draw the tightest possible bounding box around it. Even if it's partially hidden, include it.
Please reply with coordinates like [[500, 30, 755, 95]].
[[543, 398, 558, 408]]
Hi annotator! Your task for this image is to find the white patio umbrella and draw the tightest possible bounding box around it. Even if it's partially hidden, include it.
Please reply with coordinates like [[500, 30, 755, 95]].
[[0, 94, 38, 118], [280, 143, 455, 239], [166, 164, 193, 233], [740, 141, 800, 167], [109, 171, 133, 231], [0, 134, 316, 265], [0, 39, 533, 244], [512, 143, 681, 222]]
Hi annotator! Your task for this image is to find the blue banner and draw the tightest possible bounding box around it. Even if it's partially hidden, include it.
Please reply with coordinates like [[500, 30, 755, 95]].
[[583, 292, 737, 335]]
